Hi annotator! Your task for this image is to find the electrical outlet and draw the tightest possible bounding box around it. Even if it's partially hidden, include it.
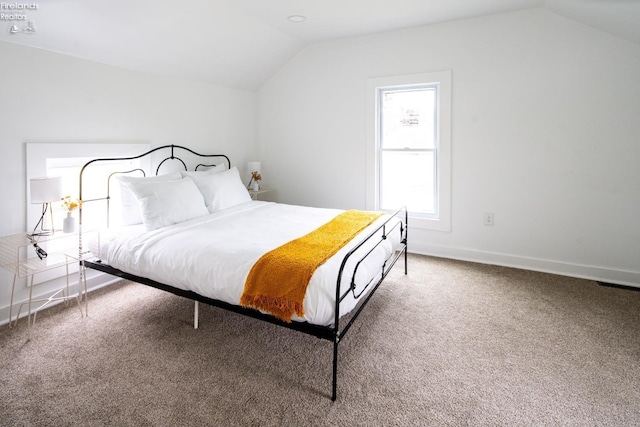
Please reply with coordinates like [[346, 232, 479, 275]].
[[484, 212, 494, 226]]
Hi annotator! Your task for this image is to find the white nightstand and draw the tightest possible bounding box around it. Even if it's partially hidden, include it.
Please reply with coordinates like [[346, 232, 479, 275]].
[[0, 232, 87, 328], [249, 187, 276, 201]]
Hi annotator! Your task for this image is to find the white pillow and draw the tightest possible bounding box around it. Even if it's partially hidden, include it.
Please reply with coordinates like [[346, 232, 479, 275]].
[[196, 166, 252, 212], [127, 177, 209, 231], [180, 163, 228, 179], [115, 172, 182, 226]]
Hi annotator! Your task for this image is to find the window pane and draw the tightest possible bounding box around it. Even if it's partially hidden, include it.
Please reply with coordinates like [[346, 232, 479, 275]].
[[380, 151, 435, 214], [381, 88, 435, 149]]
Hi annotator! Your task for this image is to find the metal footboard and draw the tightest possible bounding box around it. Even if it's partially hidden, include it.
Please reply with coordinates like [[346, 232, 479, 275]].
[[330, 205, 408, 400]]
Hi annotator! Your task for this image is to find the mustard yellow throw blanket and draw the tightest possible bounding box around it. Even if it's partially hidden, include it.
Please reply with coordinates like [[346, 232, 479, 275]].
[[240, 210, 383, 323]]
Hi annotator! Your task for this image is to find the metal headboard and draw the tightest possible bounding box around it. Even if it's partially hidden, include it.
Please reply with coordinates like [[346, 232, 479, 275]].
[[79, 144, 230, 201], [78, 144, 230, 230]]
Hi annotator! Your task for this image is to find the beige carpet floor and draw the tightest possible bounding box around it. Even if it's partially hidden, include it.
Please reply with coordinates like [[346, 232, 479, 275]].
[[1, 254, 639, 426]]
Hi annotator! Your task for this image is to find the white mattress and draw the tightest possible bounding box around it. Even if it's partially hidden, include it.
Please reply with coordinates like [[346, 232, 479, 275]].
[[87, 201, 403, 326]]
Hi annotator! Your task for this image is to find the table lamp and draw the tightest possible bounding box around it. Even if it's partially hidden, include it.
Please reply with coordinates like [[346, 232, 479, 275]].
[[29, 176, 63, 237]]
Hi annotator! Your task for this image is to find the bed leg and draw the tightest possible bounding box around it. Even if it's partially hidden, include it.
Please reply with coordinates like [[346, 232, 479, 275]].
[[332, 338, 338, 401], [404, 249, 408, 275], [194, 301, 199, 329]]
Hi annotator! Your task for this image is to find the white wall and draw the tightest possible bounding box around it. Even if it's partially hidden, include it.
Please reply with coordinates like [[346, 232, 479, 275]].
[[258, 9, 640, 286], [0, 41, 257, 324]]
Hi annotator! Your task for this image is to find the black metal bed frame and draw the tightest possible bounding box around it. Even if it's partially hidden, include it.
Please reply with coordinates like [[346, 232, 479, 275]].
[[78, 144, 408, 401]]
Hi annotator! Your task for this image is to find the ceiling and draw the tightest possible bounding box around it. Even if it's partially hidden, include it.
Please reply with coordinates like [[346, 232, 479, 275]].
[[1, 0, 638, 91]]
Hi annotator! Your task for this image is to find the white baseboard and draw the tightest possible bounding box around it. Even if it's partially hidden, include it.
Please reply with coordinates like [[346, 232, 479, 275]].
[[0, 272, 121, 327], [409, 242, 640, 288]]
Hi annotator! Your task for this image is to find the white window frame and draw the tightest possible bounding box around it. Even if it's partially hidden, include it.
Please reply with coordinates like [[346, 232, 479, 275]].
[[366, 71, 452, 232]]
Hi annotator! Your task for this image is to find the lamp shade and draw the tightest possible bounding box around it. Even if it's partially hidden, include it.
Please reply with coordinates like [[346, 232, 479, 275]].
[[247, 161, 261, 174], [30, 176, 63, 204]]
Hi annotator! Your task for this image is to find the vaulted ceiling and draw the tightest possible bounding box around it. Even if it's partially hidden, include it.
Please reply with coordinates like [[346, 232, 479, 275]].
[[1, 0, 638, 91]]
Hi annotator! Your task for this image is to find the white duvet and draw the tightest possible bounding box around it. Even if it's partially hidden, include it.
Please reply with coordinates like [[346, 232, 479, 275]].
[[94, 201, 403, 326]]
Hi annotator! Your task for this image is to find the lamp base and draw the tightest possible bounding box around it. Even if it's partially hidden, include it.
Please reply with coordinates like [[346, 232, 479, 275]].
[[29, 202, 56, 238]]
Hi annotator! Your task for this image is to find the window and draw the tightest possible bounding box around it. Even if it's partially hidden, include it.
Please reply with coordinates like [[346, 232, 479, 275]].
[[379, 85, 437, 215], [366, 71, 451, 232]]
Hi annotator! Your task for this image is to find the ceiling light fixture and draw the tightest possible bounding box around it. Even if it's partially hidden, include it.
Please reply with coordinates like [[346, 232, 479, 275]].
[[287, 15, 307, 23]]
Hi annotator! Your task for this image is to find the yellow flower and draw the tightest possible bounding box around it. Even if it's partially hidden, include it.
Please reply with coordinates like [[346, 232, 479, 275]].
[[61, 196, 83, 213], [251, 171, 262, 181]]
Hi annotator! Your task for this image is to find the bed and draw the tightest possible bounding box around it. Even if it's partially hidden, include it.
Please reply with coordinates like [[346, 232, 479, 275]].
[[78, 144, 408, 400]]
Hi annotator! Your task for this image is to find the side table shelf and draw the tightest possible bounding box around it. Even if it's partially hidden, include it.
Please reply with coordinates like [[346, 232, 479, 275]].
[[249, 187, 276, 201], [0, 232, 87, 328]]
